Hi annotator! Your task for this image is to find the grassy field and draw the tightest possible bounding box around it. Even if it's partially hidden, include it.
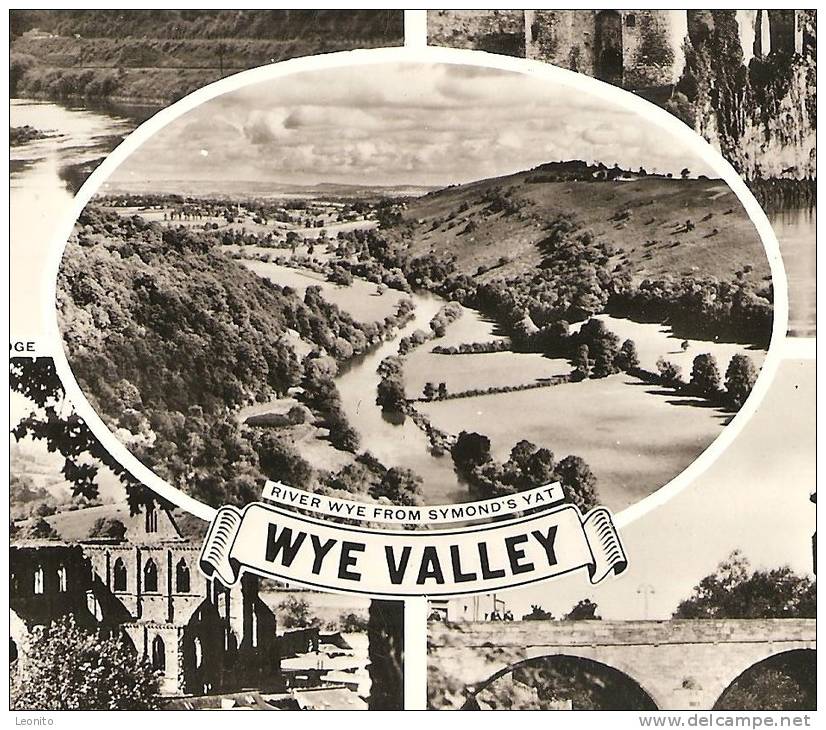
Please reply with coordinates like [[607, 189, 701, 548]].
[[401, 175, 770, 287], [418, 373, 732, 512], [572, 315, 767, 375], [404, 309, 570, 398], [239, 259, 407, 324]]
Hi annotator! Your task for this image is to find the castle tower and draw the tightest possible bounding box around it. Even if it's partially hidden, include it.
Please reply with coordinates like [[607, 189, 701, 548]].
[[753, 9, 804, 58], [525, 10, 686, 91]]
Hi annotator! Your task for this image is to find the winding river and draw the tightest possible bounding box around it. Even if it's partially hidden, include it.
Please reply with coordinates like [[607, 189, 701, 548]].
[[10, 98, 149, 339], [334, 290, 470, 505]]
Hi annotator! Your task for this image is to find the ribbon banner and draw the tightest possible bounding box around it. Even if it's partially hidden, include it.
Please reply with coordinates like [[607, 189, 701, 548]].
[[262, 479, 566, 524], [199, 500, 627, 597]]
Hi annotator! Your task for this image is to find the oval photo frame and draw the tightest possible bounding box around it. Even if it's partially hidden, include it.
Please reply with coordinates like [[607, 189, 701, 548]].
[[44, 45, 788, 528]]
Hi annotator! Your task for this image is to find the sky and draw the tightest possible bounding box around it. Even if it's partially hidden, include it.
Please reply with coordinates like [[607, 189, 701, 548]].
[[109, 62, 719, 189], [476, 358, 816, 621]]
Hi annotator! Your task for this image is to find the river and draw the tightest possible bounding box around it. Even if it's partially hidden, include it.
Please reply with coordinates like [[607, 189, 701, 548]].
[[334, 289, 470, 504], [768, 205, 816, 338], [10, 97, 150, 340]]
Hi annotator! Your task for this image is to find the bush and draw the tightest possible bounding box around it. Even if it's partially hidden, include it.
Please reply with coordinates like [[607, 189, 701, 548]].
[[89, 517, 127, 541], [11, 615, 160, 710]]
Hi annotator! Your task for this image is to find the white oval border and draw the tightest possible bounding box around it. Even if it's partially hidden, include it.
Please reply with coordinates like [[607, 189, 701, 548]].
[[43, 45, 789, 528]]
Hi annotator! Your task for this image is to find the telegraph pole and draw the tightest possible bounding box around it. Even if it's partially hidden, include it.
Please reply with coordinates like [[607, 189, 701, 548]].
[[637, 583, 655, 619]]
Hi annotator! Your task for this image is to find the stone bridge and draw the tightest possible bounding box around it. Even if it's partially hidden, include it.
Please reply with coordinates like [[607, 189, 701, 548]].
[[428, 619, 816, 710]]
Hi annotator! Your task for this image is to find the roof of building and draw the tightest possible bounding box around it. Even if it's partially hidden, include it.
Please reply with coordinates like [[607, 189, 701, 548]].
[[165, 692, 281, 710], [290, 686, 367, 711]]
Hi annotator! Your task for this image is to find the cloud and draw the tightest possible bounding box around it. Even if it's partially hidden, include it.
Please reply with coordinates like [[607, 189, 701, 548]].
[[111, 62, 719, 187]]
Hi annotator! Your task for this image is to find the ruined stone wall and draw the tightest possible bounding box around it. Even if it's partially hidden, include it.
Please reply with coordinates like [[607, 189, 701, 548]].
[[82, 543, 204, 623], [428, 9, 525, 57], [526, 10, 682, 89], [10, 544, 93, 628], [622, 10, 681, 88], [122, 622, 184, 694], [526, 10, 597, 76]]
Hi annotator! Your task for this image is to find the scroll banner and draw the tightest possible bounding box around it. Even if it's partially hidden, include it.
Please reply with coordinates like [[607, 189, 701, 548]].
[[199, 500, 627, 597], [261, 479, 566, 524]]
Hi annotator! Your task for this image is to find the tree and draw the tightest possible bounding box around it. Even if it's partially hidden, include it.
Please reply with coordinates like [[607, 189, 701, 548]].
[[338, 611, 369, 633], [256, 433, 314, 488], [10, 615, 160, 710], [615, 339, 639, 372], [681, 167, 690, 179], [564, 599, 602, 621], [368, 600, 404, 710], [673, 551, 816, 619], [522, 605, 554, 621], [21, 517, 59, 540], [656, 357, 683, 386], [10, 358, 155, 514], [579, 320, 620, 378], [714, 653, 816, 711], [573, 344, 591, 378], [277, 595, 319, 628], [423, 382, 437, 400], [437, 382, 448, 399], [451, 431, 492, 475], [555, 455, 598, 512], [725, 353, 757, 409], [89, 517, 127, 541], [371, 467, 423, 507], [286, 230, 299, 254], [376, 375, 406, 412], [690, 353, 722, 396]]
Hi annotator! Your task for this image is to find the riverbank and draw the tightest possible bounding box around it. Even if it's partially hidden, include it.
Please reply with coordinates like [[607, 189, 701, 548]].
[[749, 178, 816, 212], [11, 10, 404, 109]]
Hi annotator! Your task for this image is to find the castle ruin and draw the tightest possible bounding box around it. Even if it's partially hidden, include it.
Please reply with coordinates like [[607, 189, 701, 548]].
[[10, 506, 280, 697]]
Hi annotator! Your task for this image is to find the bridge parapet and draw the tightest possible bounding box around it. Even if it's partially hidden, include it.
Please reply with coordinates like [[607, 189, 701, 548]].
[[428, 619, 816, 710], [429, 618, 816, 648]]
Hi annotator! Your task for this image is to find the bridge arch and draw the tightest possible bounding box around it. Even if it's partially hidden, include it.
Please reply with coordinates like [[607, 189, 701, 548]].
[[713, 649, 816, 711], [463, 653, 660, 710]]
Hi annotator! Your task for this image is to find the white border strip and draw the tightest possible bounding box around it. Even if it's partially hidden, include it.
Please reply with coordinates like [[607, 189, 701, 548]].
[[404, 10, 428, 47], [403, 597, 428, 709], [782, 337, 816, 360], [43, 45, 788, 535]]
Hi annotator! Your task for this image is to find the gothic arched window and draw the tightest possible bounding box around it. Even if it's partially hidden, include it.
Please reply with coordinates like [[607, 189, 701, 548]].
[[113, 558, 127, 592], [151, 635, 166, 671], [250, 608, 259, 649], [57, 565, 67, 593], [146, 505, 158, 534], [193, 637, 203, 669], [143, 558, 158, 593], [33, 565, 44, 595], [175, 559, 190, 593]]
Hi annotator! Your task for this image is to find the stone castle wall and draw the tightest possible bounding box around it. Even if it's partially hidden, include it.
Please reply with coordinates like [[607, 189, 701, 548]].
[[526, 10, 683, 89], [10, 539, 281, 697]]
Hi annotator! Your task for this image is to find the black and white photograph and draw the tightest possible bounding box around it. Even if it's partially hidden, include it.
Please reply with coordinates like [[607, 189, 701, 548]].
[[10, 9, 404, 341], [426, 359, 815, 710], [55, 61, 776, 519], [6, 5, 818, 719], [10, 357, 404, 710], [428, 9, 816, 339]]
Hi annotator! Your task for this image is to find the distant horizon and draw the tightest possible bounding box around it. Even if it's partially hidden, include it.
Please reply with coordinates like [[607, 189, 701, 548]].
[[101, 158, 720, 200], [107, 63, 720, 190]]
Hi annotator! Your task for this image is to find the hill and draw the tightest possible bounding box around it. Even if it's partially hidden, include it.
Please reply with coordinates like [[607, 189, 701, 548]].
[[399, 163, 770, 287], [10, 10, 403, 106]]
